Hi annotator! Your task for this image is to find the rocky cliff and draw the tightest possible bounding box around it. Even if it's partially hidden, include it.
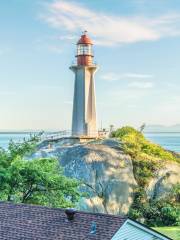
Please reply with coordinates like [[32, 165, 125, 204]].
[[34, 138, 180, 215]]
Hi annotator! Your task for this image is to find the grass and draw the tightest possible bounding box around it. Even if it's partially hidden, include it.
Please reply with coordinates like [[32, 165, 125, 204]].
[[154, 227, 180, 240]]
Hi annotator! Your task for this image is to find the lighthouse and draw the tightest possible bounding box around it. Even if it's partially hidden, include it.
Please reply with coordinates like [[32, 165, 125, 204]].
[[70, 31, 98, 137]]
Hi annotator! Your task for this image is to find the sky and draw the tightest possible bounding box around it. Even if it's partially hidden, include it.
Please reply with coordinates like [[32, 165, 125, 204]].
[[0, 0, 180, 131]]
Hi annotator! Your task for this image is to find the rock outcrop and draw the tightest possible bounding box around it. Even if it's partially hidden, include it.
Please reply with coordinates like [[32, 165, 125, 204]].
[[146, 162, 180, 199], [36, 138, 137, 214], [34, 138, 180, 215]]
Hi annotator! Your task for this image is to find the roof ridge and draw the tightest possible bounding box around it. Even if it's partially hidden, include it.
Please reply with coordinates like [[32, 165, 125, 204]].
[[0, 201, 127, 219]]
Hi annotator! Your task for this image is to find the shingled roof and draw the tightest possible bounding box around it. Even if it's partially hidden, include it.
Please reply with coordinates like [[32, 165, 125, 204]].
[[0, 202, 127, 240]]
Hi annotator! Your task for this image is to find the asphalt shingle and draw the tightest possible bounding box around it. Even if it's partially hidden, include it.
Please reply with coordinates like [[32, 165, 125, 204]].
[[0, 202, 127, 240]]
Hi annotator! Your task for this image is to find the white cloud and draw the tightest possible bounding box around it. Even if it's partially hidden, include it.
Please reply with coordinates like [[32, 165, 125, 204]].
[[41, 0, 180, 46], [128, 81, 154, 89], [124, 73, 153, 79], [46, 45, 62, 54], [58, 35, 77, 41], [101, 73, 122, 81], [101, 72, 153, 81]]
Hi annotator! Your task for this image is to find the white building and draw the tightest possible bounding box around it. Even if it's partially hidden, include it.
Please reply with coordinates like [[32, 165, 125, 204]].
[[112, 219, 171, 240]]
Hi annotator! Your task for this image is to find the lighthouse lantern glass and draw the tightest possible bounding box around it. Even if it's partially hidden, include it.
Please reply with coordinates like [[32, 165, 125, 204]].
[[77, 44, 92, 56]]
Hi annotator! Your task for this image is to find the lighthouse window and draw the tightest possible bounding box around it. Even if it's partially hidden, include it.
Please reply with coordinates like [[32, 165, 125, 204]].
[[77, 44, 92, 55], [83, 45, 90, 54]]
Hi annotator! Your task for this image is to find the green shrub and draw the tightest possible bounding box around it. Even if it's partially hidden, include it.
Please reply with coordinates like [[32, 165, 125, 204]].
[[129, 184, 180, 227], [0, 136, 80, 208], [112, 126, 178, 187], [113, 126, 180, 227]]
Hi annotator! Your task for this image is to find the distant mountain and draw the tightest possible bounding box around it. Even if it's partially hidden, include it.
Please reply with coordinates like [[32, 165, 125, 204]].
[[145, 124, 180, 132]]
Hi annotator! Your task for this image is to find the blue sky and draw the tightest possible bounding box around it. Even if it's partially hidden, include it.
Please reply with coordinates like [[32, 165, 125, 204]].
[[0, 0, 180, 130]]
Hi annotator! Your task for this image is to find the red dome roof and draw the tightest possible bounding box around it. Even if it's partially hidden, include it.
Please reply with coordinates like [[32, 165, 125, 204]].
[[77, 31, 93, 45]]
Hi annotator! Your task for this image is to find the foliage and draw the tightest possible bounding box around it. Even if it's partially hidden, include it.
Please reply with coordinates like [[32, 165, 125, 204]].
[[113, 126, 176, 161], [113, 126, 180, 227], [112, 126, 178, 187], [129, 184, 180, 227], [0, 136, 80, 208]]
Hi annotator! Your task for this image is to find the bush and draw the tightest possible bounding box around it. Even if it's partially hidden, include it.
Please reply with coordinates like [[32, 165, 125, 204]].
[[129, 184, 180, 227], [112, 126, 178, 187], [113, 126, 180, 227], [0, 136, 80, 208]]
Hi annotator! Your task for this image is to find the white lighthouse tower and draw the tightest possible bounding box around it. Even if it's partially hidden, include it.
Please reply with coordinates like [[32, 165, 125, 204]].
[[70, 31, 98, 137]]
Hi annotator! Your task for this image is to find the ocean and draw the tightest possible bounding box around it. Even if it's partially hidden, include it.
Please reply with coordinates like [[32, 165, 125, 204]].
[[0, 133, 32, 149], [145, 132, 180, 153], [0, 132, 179, 153]]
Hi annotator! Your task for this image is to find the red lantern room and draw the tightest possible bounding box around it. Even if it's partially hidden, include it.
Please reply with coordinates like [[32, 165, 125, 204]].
[[76, 31, 94, 66]]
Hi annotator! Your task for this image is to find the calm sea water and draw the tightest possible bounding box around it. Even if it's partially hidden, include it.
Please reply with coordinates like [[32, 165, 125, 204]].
[[145, 132, 180, 153], [0, 132, 179, 153], [0, 133, 33, 149]]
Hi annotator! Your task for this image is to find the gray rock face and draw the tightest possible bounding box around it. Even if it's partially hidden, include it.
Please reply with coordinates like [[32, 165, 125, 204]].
[[35, 138, 180, 215], [146, 162, 180, 199], [37, 138, 137, 215], [59, 139, 137, 214]]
